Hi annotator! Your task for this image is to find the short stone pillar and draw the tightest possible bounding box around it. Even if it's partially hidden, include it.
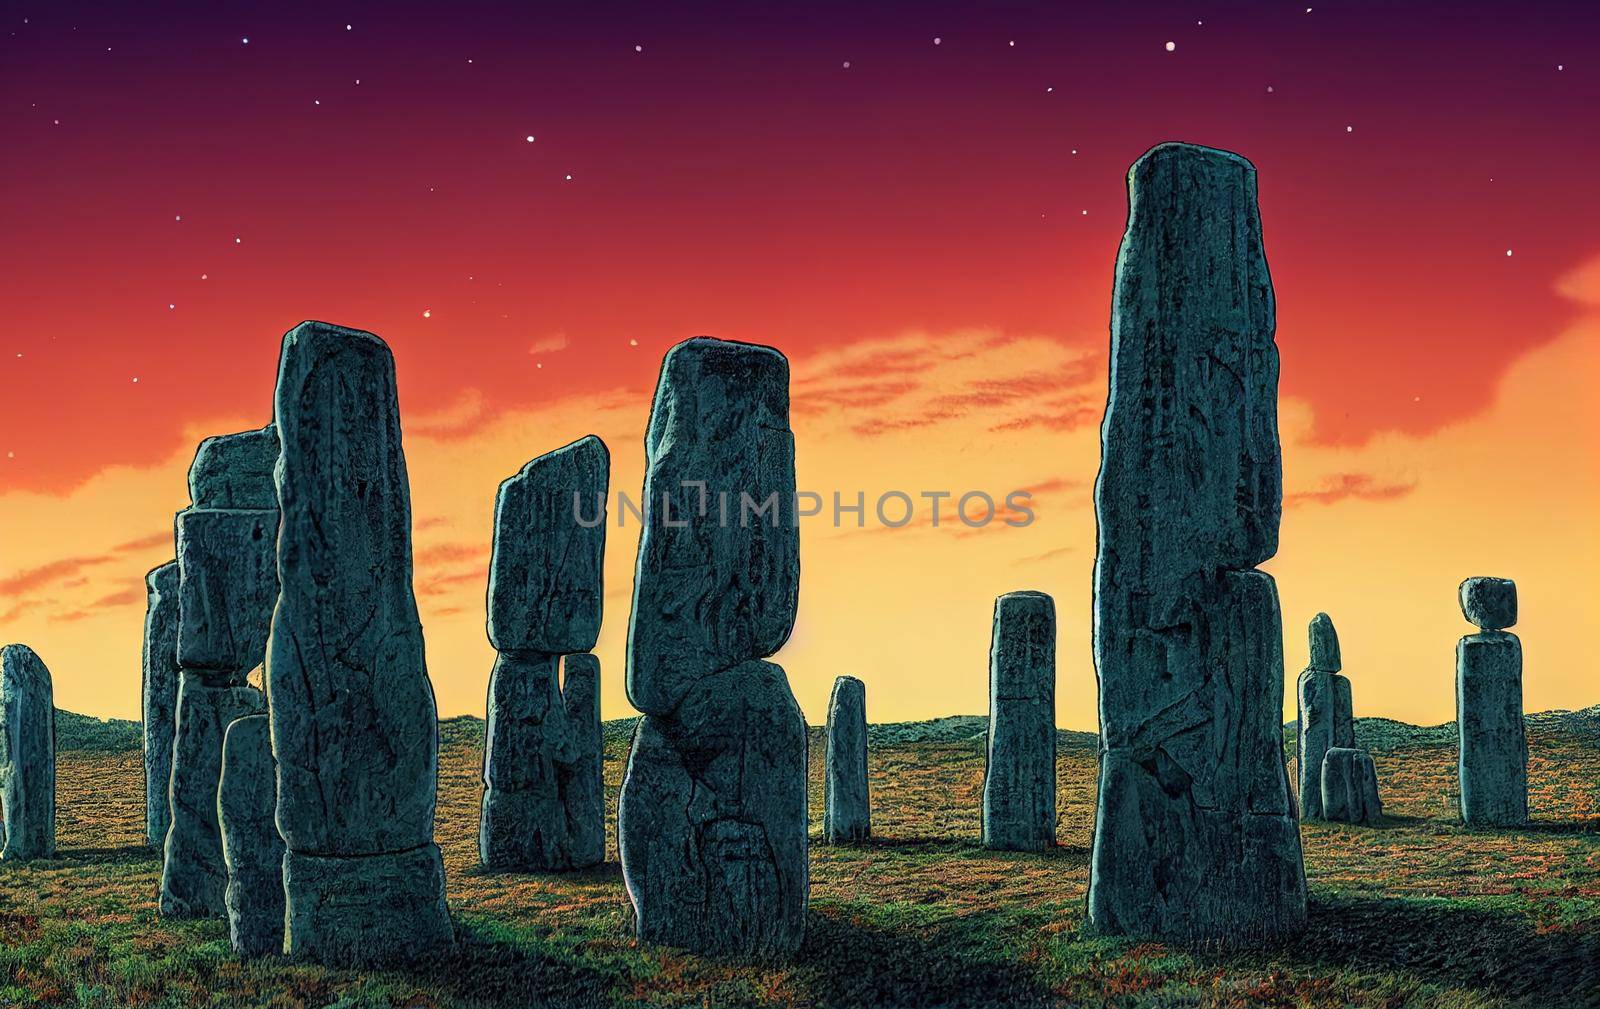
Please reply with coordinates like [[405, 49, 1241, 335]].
[[142, 560, 181, 849], [1320, 747, 1382, 825], [824, 676, 870, 844], [219, 714, 285, 957], [1, 644, 55, 861], [1456, 577, 1526, 827], [983, 592, 1056, 851]]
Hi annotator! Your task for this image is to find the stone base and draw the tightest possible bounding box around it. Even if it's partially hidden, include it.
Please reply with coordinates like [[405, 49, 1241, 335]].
[[283, 844, 455, 967], [479, 786, 603, 871], [1321, 747, 1383, 825]]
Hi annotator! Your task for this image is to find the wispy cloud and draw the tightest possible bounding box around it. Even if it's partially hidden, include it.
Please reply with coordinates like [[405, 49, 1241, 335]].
[[1286, 472, 1417, 508]]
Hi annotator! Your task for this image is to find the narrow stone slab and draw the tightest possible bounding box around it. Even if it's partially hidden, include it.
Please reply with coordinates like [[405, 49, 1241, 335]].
[[175, 508, 279, 679], [142, 561, 181, 849], [1457, 630, 1527, 826], [1, 644, 55, 861], [487, 436, 609, 655], [188, 425, 279, 509], [160, 681, 264, 917], [1088, 142, 1305, 948], [1320, 747, 1382, 825], [983, 592, 1056, 851], [1333, 674, 1355, 749], [1308, 612, 1340, 672], [219, 714, 285, 957], [1460, 576, 1517, 631], [1295, 668, 1334, 820], [283, 844, 455, 967], [824, 676, 870, 844]]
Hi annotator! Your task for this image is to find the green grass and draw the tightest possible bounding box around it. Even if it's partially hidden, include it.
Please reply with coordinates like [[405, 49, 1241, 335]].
[[2, 719, 1597, 1007]]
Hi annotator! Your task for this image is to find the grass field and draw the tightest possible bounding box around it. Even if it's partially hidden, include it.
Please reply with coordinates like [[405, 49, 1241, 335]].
[[1, 715, 1597, 1008]]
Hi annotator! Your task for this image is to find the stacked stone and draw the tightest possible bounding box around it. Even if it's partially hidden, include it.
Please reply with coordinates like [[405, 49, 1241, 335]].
[[1087, 143, 1307, 948], [141, 560, 181, 849], [618, 336, 808, 959], [160, 425, 278, 919], [219, 714, 285, 957], [1295, 613, 1341, 820], [479, 435, 609, 871], [267, 321, 454, 965], [0, 644, 55, 861], [1456, 577, 1527, 827], [982, 592, 1056, 851], [824, 676, 870, 844], [1321, 747, 1383, 825]]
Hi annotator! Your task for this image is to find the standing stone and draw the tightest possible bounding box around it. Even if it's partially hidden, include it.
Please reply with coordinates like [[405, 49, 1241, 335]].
[[142, 560, 181, 849], [1087, 143, 1306, 948], [983, 592, 1056, 851], [1320, 747, 1382, 825], [824, 676, 870, 844], [0, 644, 55, 861], [268, 321, 454, 965], [219, 714, 285, 957], [619, 336, 807, 959], [479, 437, 608, 872], [1456, 577, 1527, 827], [1332, 674, 1355, 749], [1296, 612, 1340, 820]]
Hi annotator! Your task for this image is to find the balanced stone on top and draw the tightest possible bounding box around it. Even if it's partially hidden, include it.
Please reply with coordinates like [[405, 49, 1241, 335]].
[[218, 714, 285, 958], [174, 508, 278, 679], [1308, 612, 1341, 672], [983, 591, 1056, 852], [268, 321, 454, 965], [1460, 576, 1517, 631], [188, 424, 279, 509], [1087, 143, 1306, 949], [1456, 577, 1526, 826], [142, 560, 181, 849], [824, 675, 870, 844], [1, 644, 55, 861]]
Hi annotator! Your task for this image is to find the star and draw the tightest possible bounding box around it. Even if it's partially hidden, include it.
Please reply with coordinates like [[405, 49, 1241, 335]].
[[635, 44, 643, 52], [423, 308, 432, 318], [242, 37, 250, 44], [1165, 41, 1175, 52], [1505, 249, 1513, 257], [526, 135, 535, 143], [629, 338, 639, 346]]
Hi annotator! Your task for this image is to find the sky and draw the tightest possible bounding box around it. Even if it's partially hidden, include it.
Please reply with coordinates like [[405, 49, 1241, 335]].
[[1, 1, 1597, 729]]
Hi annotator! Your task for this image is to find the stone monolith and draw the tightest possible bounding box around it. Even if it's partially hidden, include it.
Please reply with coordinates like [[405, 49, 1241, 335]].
[[618, 336, 807, 959], [268, 320, 454, 965], [1456, 576, 1527, 827], [1296, 612, 1340, 820], [983, 592, 1056, 851], [1087, 143, 1307, 948], [1320, 747, 1382, 825], [142, 560, 181, 849], [824, 676, 870, 844], [0, 644, 55, 861], [219, 714, 285, 957]]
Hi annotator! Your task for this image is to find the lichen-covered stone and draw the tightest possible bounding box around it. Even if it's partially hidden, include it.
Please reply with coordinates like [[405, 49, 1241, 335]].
[[619, 660, 807, 958], [824, 676, 870, 844], [142, 561, 181, 848], [188, 425, 279, 509], [1457, 630, 1527, 826], [1, 644, 55, 861], [160, 681, 264, 917], [219, 714, 284, 957], [625, 338, 799, 718], [983, 592, 1055, 851], [1320, 747, 1382, 825], [1460, 577, 1517, 631], [487, 437, 609, 655], [478, 651, 604, 870], [1295, 668, 1335, 820], [267, 320, 453, 963], [1088, 143, 1305, 949], [175, 508, 278, 679], [1333, 674, 1355, 749], [1308, 612, 1340, 672]]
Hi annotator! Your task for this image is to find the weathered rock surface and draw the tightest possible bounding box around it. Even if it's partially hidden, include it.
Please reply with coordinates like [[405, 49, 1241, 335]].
[[1333, 674, 1355, 749], [1320, 747, 1382, 825], [1087, 143, 1306, 948], [175, 508, 278, 680], [188, 425, 279, 509], [824, 676, 870, 844], [267, 320, 453, 964], [219, 714, 285, 957], [1308, 612, 1340, 672], [1, 644, 55, 861], [1457, 629, 1527, 826], [487, 436, 609, 655], [625, 337, 799, 719], [1460, 576, 1517, 631], [479, 651, 604, 870], [983, 592, 1056, 851], [1295, 668, 1335, 820], [142, 561, 181, 848], [160, 681, 264, 917]]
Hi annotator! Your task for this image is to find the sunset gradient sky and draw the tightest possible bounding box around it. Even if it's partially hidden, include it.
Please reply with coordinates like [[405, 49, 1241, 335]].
[[2, 1, 1596, 728]]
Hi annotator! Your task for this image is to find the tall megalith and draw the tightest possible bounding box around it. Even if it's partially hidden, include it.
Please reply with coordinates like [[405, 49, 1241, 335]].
[[983, 592, 1056, 851], [1456, 576, 1526, 826], [268, 321, 454, 965], [142, 560, 181, 849], [219, 714, 285, 957], [160, 425, 277, 918], [1087, 143, 1306, 948], [824, 676, 870, 844], [1296, 612, 1340, 819], [480, 435, 609, 871], [1, 644, 55, 861], [618, 336, 807, 958]]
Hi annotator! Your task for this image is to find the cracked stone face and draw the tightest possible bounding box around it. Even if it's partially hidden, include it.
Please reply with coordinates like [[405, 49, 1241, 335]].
[[142, 561, 181, 849], [218, 714, 285, 958], [176, 508, 278, 680], [1459, 577, 1517, 631], [188, 425, 280, 509], [1457, 630, 1527, 826], [1320, 747, 1383, 825], [1308, 612, 1341, 672], [983, 592, 1056, 852], [1087, 142, 1306, 949], [824, 675, 870, 844], [0, 644, 55, 862]]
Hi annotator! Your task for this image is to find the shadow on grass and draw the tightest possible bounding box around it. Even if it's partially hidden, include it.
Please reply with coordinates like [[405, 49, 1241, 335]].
[[797, 908, 1055, 1009], [387, 918, 618, 1007], [836, 835, 1091, 862], [1267, 894, 1600, 1003], [461, 860, 625, 883], [51, 843, 159, 866]]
